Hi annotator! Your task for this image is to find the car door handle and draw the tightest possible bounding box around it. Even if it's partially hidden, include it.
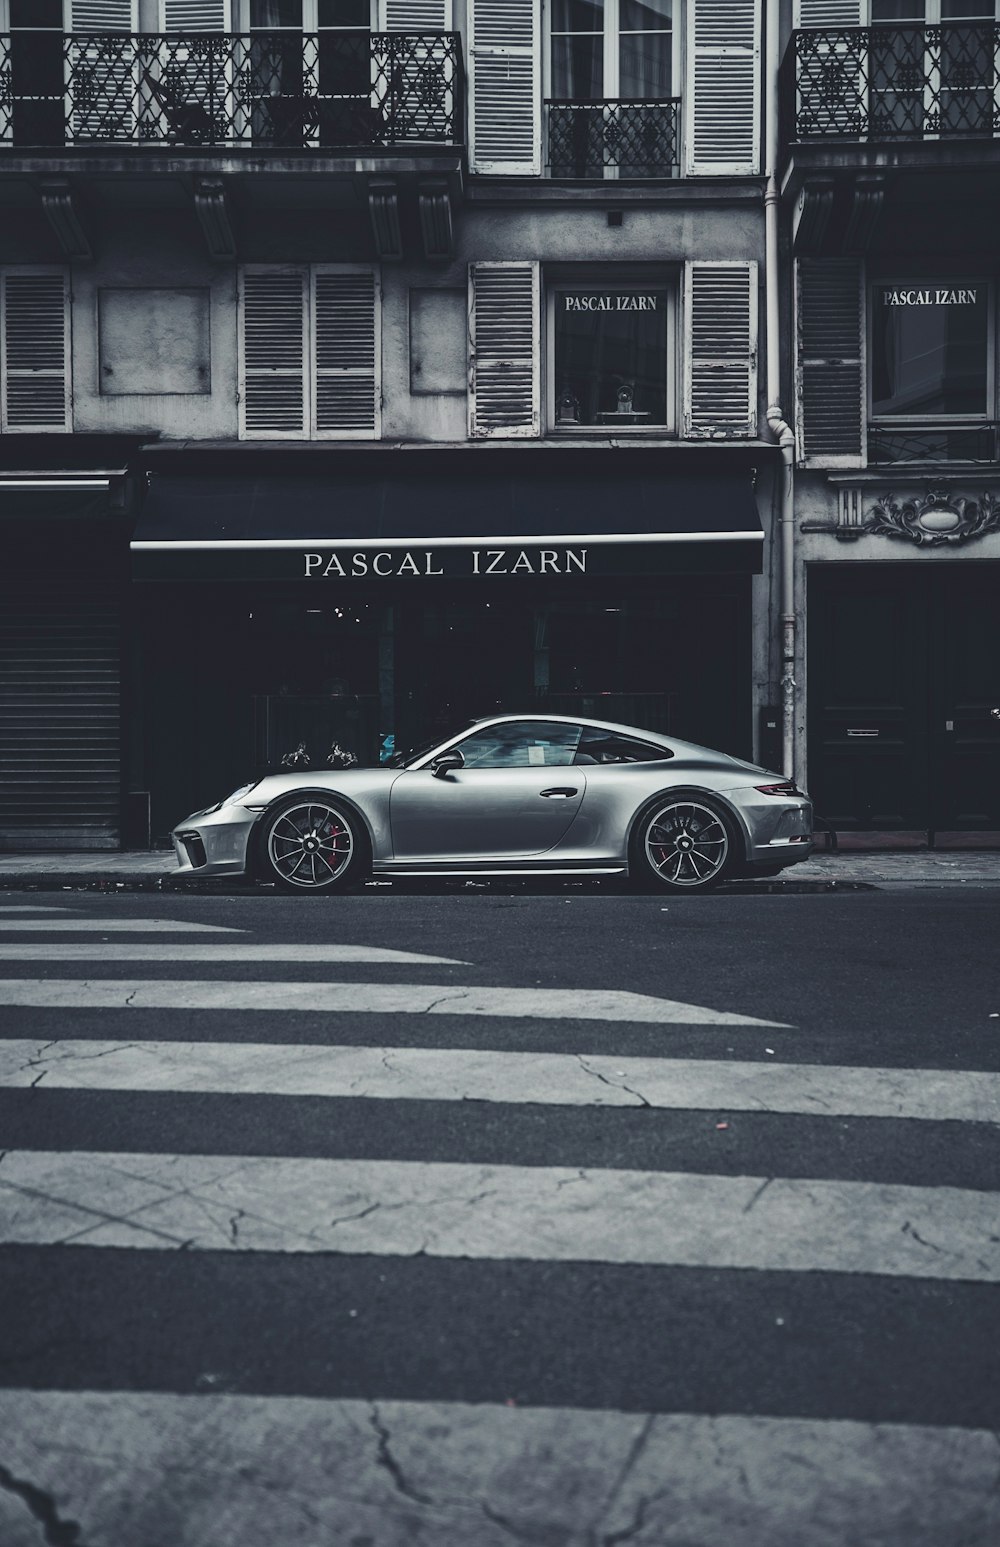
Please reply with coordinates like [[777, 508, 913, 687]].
[[540, 787, 580, 799]]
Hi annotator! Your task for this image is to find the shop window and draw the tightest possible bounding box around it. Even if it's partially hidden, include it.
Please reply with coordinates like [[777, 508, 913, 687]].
[[549, 280, 674, 430], [867, 279, 993, 460]]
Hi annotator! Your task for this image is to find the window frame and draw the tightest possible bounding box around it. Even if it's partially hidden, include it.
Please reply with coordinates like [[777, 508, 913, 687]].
[[866, 272, 995, 428], [545, 266, 678, 436], [543, 0, 679, 104], [543, 0, 679, 180]]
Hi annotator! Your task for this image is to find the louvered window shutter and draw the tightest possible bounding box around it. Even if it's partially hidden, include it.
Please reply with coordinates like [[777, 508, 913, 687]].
[[67, 2, 139, 143], [159, 2, 231, 25], [1, 272, 71, 433], [68, 1, 136, 25], [378, 0, 452, 26], [239, 268, 309, 439], [794, 2, 865, 24], [684, 0, 761, 176], [683, 262, 757, 439], [469, 0, 540, 175], [313, 269, 380, 439], [468, 262, 539, 439], [796, 258, 865, 467]]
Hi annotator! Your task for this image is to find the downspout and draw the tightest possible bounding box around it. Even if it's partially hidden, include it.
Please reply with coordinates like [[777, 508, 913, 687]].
[[764, 0, 797, 781]]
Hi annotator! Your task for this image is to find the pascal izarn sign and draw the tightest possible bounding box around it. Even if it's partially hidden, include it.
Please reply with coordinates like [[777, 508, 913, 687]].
[[304, 548, 590, 578]]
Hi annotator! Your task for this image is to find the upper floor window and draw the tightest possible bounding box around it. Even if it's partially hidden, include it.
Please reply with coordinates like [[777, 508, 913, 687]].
[[546, 0, 677, 177], [549, 0, 674, 102]]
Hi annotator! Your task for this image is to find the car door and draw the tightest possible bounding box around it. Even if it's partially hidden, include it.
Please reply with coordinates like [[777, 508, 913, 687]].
[[389, 721, 588, 860]]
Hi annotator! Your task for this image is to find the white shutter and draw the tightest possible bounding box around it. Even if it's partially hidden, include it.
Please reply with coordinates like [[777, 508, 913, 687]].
[[1, 271, 71, 434], [159, 2, 231, 25], [684, 0, 761, 176], [313, 269, 381, 440], [378, 0, 452, 27], [66, 1, 139, 143], [468, 261, 539, 439], [794, 1, 865, 25], [795, 257, 865, 468], [683, 261, 757, 439], [239, 268, 309, 440], [67, 1, 136, 24], [469, 0, 540, 175]]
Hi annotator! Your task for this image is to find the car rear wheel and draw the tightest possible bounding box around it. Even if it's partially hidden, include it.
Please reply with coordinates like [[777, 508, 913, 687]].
[[632, 797, 736, 893], [257, 798, 365, 894]]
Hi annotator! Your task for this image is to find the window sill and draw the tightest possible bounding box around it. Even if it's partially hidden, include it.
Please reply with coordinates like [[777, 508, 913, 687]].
[[549, 426, 675, 438]]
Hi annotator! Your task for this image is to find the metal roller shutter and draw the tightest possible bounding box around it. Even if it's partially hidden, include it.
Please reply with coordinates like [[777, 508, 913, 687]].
[[0, 584, 121, 850]]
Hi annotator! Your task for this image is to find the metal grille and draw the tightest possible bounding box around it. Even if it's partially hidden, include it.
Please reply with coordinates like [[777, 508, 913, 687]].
[[788, 24, 1000, 140], [868, 424, 999, 464], [0, 30, 462, 148], [547, 100, 680, 178]]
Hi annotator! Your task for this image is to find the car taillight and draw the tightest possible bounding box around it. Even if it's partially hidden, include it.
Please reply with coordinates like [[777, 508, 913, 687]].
[[755, 782, 803, 797]]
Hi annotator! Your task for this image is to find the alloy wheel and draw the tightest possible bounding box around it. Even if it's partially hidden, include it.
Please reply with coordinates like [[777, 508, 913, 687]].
[[266, 802, 354, 888], [643, 800, 730, 888]]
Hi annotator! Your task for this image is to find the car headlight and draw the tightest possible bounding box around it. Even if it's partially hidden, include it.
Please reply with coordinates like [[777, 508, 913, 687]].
[[221, 781, 260, 807]]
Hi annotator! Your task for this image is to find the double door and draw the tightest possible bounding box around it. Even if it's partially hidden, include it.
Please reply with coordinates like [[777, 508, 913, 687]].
[[807, 563, 1000, 836]]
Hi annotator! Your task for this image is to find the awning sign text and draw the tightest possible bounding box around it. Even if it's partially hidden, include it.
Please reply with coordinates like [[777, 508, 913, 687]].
[[303, 548, 589, 579]]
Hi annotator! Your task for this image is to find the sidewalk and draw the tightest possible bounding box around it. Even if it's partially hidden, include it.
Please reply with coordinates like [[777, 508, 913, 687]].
[[1, 849, 1000, 889]]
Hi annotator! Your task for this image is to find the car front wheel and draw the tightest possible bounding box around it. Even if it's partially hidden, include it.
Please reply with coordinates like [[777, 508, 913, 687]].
[[257, 797, 365, 894], [632, 797, 736, 893]]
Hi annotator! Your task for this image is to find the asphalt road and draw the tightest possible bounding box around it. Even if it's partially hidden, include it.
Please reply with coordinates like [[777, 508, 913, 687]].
[[0, 884, 998, 1546]]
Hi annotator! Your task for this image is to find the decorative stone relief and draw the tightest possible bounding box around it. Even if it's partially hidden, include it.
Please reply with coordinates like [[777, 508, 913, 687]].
[[864, 489, 1000, 545], [802, 486, 1000, 544]]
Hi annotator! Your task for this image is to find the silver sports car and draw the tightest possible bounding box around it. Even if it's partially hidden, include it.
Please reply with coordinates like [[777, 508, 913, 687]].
[[172, 714, 813, 894]]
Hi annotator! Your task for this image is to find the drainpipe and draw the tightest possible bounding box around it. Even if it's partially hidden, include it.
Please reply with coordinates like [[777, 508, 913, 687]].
[[764, 0, 797, 782]]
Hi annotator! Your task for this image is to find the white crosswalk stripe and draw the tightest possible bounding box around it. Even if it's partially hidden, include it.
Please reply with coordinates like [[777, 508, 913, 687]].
[[1, 1037, 996, 1122], [1, 902, 997, 1544], [0, 943, 469, 964], [0, 918, 243, 933], [1, 1149, 997, 1278], [0, 1392, 996, 1547], [0, 978, 789, 1024]]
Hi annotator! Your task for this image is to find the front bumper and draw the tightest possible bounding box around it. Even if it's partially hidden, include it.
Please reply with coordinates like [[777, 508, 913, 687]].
[[171, 803, 257, 878]]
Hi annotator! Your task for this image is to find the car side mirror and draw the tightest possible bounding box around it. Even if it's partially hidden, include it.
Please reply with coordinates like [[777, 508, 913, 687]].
[[431, 751, 464, 779]]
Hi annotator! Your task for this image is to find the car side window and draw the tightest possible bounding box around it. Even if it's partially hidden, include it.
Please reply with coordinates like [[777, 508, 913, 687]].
[[454, 721, 583, 769], [575, 728, 673, 764]]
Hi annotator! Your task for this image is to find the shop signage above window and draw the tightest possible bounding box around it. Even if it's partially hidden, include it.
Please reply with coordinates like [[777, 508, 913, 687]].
[[563, 294, 660, 312], [882, 288, 978, 307], [304, 548, 589, 578]]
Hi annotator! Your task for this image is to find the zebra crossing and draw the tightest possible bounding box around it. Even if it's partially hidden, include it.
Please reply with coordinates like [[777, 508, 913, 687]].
[[0, 898, 998, 1547]]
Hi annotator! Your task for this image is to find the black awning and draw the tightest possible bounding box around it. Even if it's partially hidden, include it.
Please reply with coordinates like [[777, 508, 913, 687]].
[[131, 451, 765, 580]]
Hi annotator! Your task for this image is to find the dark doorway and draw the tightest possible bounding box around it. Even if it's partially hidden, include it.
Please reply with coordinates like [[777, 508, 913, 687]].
[[807, 562, 1000, 841]]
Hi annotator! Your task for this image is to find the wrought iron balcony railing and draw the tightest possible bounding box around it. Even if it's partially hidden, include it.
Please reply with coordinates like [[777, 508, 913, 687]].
[[868, 423, 1000, 464], [546, 99, 680, 178], [0, 31, 462, 149], [785, 24, 1000, 142]]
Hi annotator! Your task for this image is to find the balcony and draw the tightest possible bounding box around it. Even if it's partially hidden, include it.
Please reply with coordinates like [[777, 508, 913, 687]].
[[785, 24, 1000, 144], [0, 30, 462, 150], [546, 99, 680, 179]]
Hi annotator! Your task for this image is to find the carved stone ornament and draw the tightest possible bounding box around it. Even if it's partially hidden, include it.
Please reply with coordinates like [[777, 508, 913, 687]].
[[864, 488, 1000, 546]]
